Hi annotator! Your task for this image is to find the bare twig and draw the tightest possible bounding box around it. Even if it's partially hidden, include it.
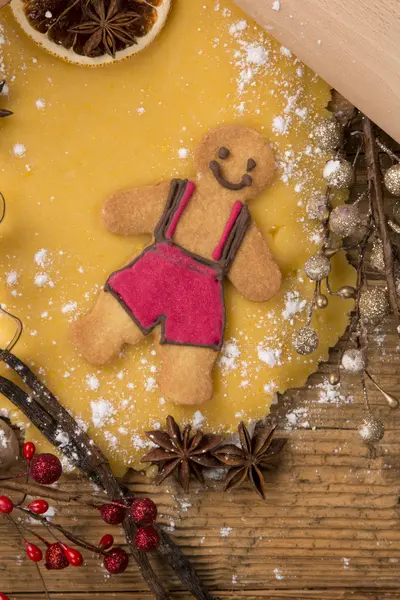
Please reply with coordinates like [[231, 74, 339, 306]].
[[363, 116, 400, 332], [0, 479, 108, 505], [376, 138, 400, 164], [6, 515, 51, 600], [15, 507, 106, 555]]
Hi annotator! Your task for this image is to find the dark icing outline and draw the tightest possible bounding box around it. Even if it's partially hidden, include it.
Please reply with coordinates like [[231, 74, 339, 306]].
[[218, 147, 230, 159], [209, 160, 253, 190], [105, 179, 250, 351], [247, 158, 256, 171]]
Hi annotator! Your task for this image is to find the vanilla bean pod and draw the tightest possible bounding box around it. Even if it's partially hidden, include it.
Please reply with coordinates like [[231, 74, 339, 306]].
[[363, 116, 400, 330], [0, 351, 214, 600]]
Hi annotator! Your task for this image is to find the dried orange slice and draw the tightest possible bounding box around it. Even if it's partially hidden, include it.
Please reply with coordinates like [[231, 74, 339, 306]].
[[11, 0, 171, 66]]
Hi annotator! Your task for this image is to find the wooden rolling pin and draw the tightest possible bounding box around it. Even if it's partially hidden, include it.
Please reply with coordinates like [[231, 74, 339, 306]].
[[234, 0, 400, 142]]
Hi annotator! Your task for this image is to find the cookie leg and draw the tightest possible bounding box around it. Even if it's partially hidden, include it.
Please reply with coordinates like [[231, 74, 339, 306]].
[[71, 291, 145, 365], [157, 342, 217, 405]]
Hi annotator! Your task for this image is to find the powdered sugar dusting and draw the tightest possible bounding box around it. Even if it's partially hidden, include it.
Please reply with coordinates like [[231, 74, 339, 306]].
[[34, 249, 49, 268], [34, 273, 49, 288], [12, 143, 26, 158], [282, 290, 307, 321], [6, 271, 18, 286], [91, 399, 116, 428], [286, 407, 310, 429], [218, 339, 240, 373], [61, 301, 77, 314], [258, 346, 282, 368], [192, 410, 205, 429], [86, 375, 100, 391], [317, 379, 353, 405]]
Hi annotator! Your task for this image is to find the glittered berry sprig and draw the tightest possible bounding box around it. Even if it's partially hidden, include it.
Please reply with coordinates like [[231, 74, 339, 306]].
[[0, 353, 214, 600], [0, 442, 164, 593]]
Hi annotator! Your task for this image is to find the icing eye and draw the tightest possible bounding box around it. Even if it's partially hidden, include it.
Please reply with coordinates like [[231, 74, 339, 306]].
[[218, 147, 230, 160], [247, 158, 256, 172]]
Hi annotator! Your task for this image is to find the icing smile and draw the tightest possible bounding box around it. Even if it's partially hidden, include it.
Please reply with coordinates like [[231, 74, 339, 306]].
[[209, 147, 257, 190], [209, 160, 253, 190]]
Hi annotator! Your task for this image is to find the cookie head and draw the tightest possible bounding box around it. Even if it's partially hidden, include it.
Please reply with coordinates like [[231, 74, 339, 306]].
[[194, 125, 275, 201]]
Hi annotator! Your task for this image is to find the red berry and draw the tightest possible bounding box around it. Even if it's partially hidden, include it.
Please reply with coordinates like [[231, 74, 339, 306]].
[[60, 544, 84, 567], [134, 526, 160, 552], [0, 594, 10, 600], [0, 496, 13, 514], [31, 454, 62, 485], [45, 543, 69, 570], [99, 534, 114, 550], [23, 441, 36, 461], [25, 541, 43, 562], [130, 498, 157, 524], [27, 499, 49, 515], [103, 548, 129, 574], [98, 503, 126, 525]]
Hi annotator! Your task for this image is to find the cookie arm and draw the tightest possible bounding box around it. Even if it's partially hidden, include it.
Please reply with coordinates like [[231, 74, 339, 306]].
[[228, 221, 282, 302], [101, 181, 170, 235]]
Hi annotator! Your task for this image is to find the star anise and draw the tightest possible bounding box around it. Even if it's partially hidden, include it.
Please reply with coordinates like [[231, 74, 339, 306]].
[[141, 415, 223, 493], [0, 81, 12, 119], [213, 421, 286, 500], [70, 0, 139, 58]]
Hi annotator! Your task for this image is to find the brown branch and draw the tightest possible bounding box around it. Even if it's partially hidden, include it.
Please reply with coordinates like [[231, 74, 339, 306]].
[[0, 352, 215, 600], [6, 515, 51, 600], [16, 507, 105, 555], [0, 479, 108, 505], [363, 116, 400, 331]]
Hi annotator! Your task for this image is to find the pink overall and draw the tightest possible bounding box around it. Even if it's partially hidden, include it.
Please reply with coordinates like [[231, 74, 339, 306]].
[[106, 179, 250, 350]]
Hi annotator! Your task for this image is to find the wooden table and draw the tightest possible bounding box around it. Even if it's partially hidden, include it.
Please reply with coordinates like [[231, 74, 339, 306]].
[[1, 147, 400, 600]]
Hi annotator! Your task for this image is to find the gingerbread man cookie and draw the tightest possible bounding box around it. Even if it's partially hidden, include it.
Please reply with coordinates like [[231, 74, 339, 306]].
[[71, 125, 281, 405]]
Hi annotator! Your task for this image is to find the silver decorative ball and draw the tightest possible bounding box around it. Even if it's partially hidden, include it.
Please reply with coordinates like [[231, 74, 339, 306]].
[[384, 164, 400, 196], [323, 158, 354, 189], [292, 327, 319, 355], [346, 223, 368, 246], [337, 286, 356, 299], [328, 372, 340, 385], [370, 238, 385, 272], [323, 246, 338, 258], [314, 118, 342, 152], [306, 192, 330, 222], [359, 287, 390, 324], [0, 420, 19, 472], [304, 253, 331, 281], [358, 417, 385, 444], [329, 204, 360, 238], [341, 348, 367, 373], [316, 294, 328, 309]]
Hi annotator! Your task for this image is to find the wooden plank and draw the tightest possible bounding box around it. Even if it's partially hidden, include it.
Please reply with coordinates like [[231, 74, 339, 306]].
[[233, 0, 400, 144], [6, 592, 400, 599]]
